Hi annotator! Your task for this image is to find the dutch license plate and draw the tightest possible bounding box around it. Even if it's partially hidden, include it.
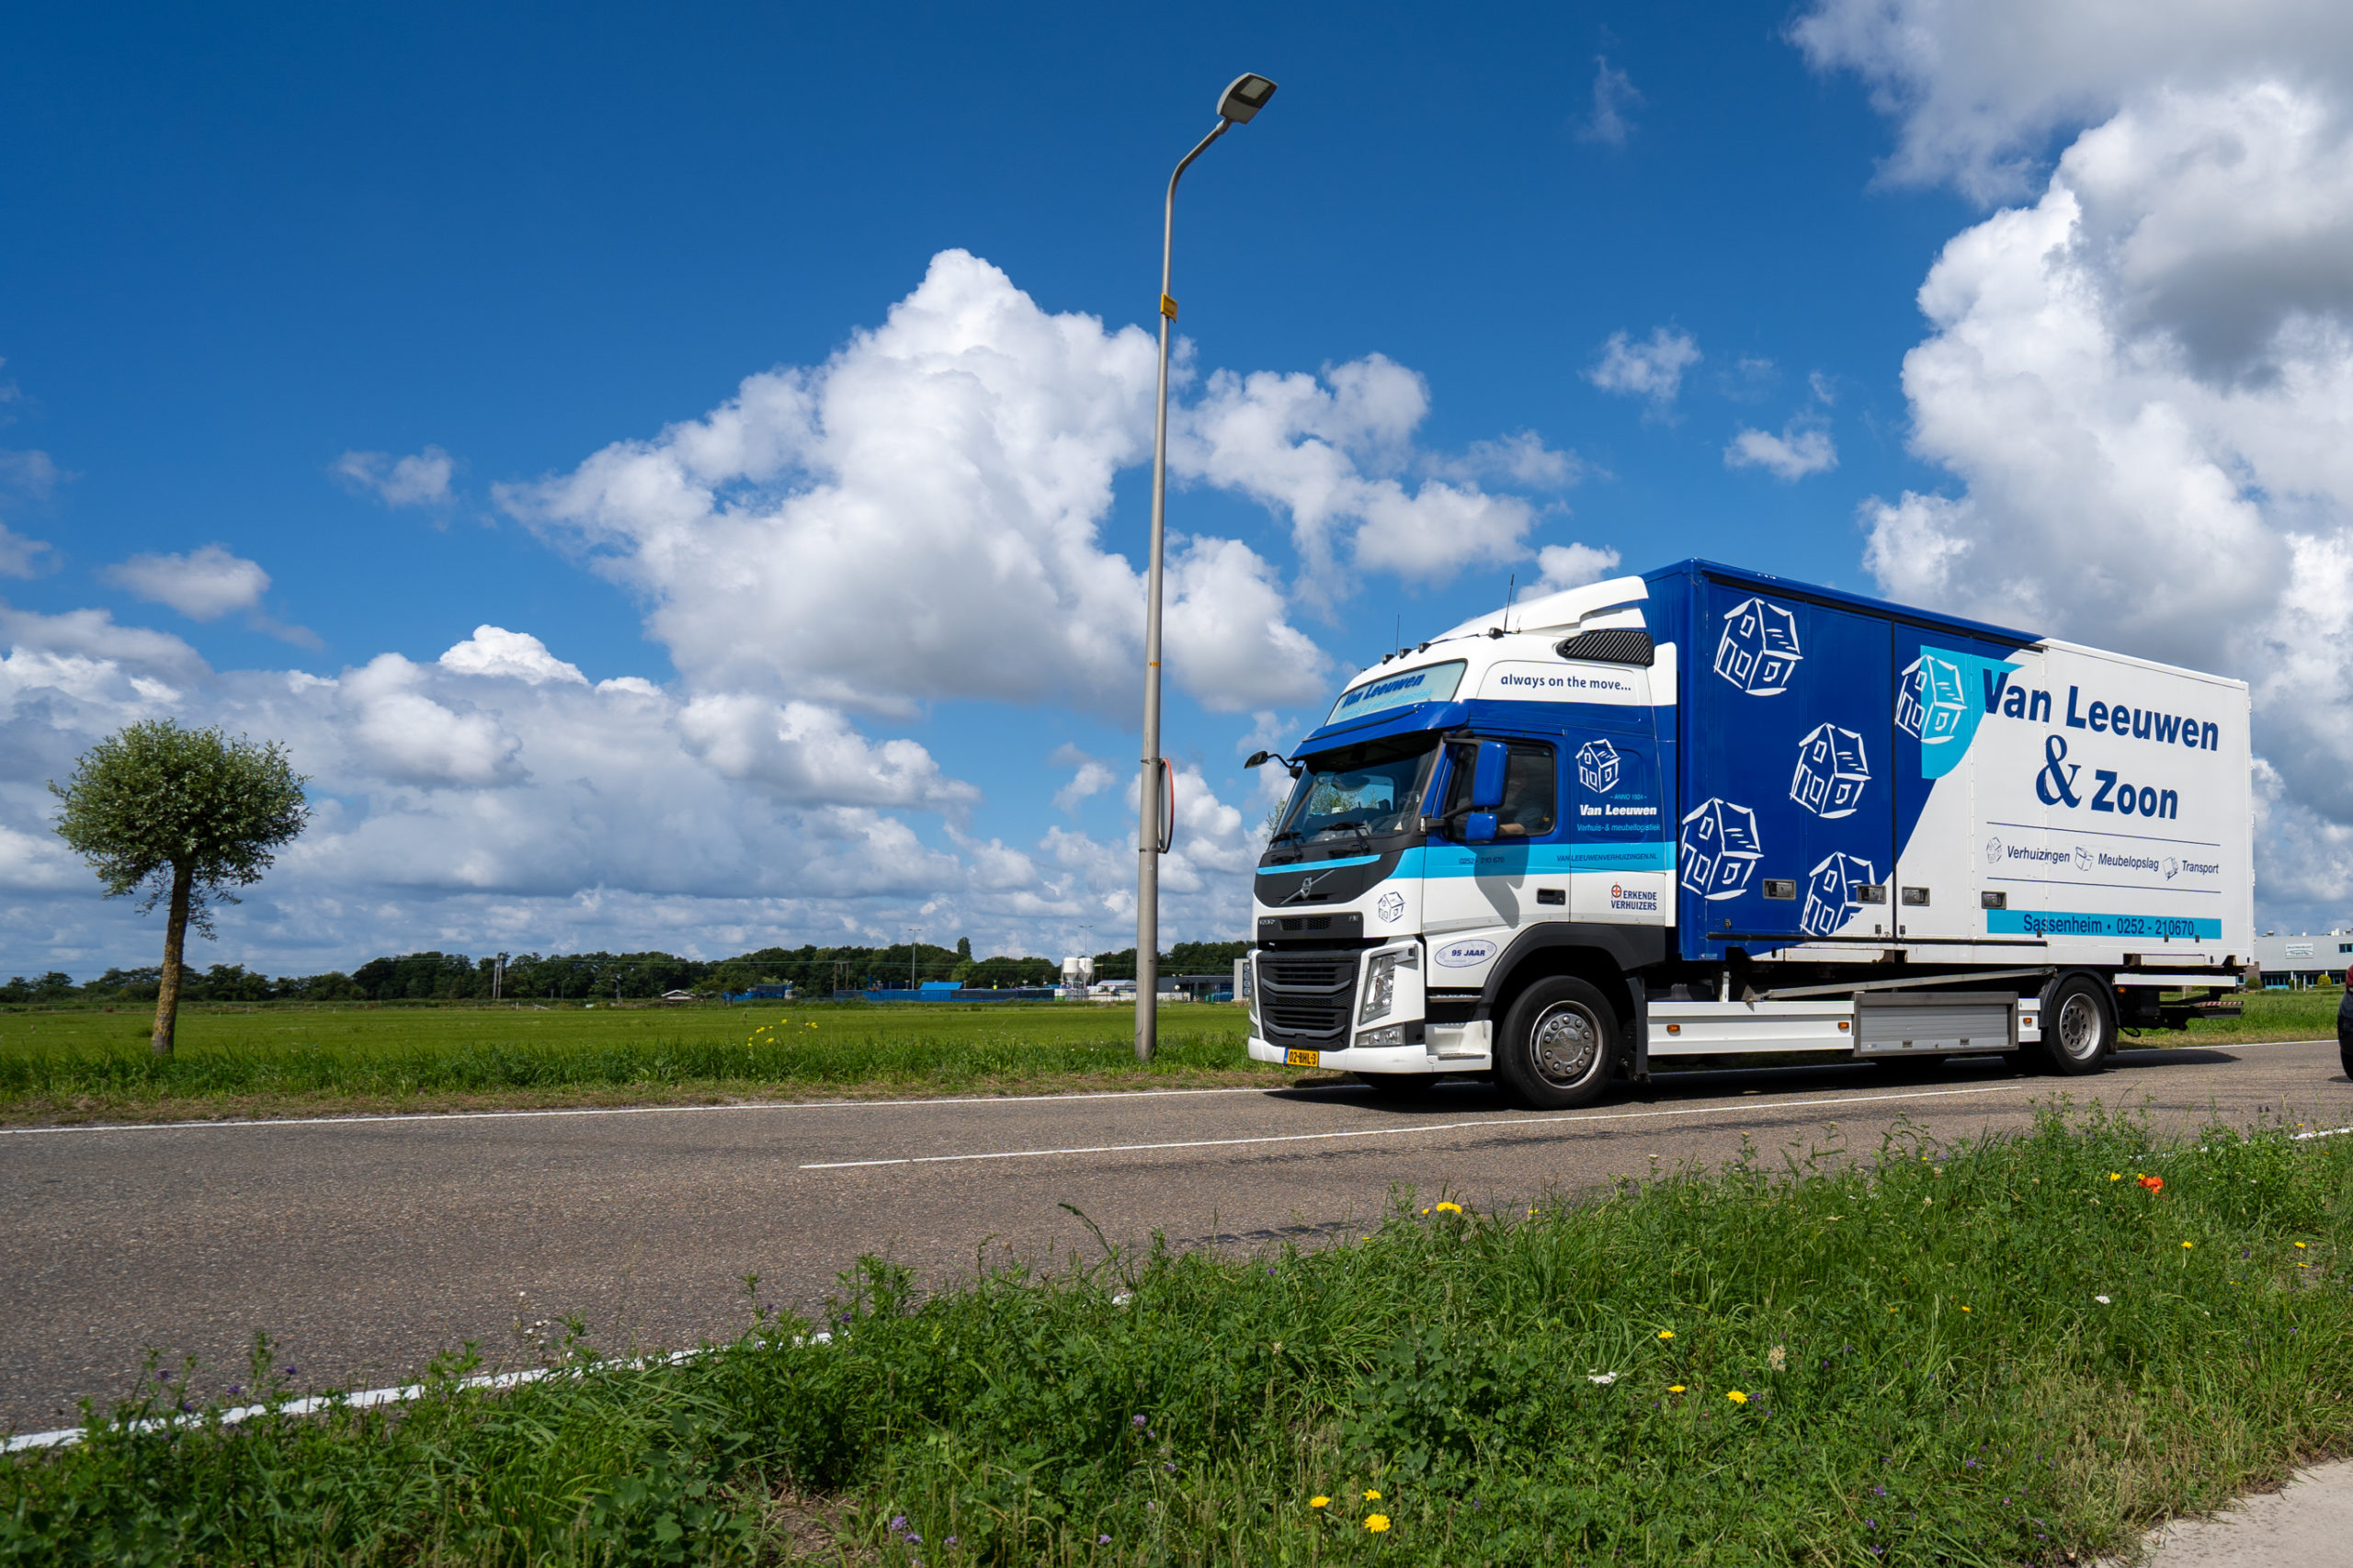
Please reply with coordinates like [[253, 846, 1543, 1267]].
[[1285, 1048, 1319, 1067]]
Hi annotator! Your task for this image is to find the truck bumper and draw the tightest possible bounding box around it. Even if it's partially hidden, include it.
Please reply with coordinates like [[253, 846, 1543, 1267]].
[[1248, 1022, 1494, 1074], [1248, 1033, 1438, 1074]]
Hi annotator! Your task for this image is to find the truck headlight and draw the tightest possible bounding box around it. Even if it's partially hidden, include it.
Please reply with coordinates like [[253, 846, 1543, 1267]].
[[1359, 947, 1417, 1025]]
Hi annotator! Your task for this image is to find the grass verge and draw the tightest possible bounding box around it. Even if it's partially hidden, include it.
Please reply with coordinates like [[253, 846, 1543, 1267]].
[[0, 1002, 1294, 1124], [6, 1105, 2348, 1564]]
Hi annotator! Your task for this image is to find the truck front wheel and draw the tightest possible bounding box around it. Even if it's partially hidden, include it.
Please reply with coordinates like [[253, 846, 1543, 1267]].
[[2039, 974, 2113, 1076], [1496, 978, 1619, 1109]]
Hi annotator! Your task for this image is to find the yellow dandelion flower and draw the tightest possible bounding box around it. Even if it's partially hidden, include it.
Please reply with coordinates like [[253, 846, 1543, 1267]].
[[2108, 1173, 2122, 1182], [1363, 1489, 1381, 1502], [1726, 1389, 1748, 1404], [1365, 1515, 1391, 1533], [2294, 1242, 2308, 1249], [2182, 1241, 2195, 1249], [1657, 1330, 1675, 1340], [1669, 1384, 1687, 1393], [1434, 1201, 1462, 1214], [1309, 1496, 1329, 1509], [1960, 1305, 1972, 1312]]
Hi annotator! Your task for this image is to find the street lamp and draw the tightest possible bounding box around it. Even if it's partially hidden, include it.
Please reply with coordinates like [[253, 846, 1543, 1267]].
[[1136, 71, 1278, 1063]]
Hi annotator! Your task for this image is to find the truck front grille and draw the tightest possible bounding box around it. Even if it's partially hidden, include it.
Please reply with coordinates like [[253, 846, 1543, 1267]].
[[1257, 950, 1358, 1049]]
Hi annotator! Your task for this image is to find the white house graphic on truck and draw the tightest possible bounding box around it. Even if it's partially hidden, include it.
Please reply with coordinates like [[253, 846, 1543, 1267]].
[[1576, 739, 1620, 793], [1802, 850, 1876, 937], [1790, 723, 1870, 818], [1896, 654, 1969, 743], [1679, 797, 1763, 900], [1713, 598, 1803, 695]]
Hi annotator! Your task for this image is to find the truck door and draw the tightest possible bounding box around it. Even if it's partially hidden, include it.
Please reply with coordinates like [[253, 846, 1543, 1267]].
[[1683, 584, 1895, 954], [1563, 721, 1669, 926], [1421, 738, 1563, 962]]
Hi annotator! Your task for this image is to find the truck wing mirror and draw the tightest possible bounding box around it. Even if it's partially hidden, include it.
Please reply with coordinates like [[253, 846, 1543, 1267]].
[[1471, 740, 1510, 811], [1463, 811, 1499, 844]]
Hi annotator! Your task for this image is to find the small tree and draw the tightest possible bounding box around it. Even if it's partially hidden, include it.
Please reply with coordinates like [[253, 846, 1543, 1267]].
[[51, 721, 309, 1056]]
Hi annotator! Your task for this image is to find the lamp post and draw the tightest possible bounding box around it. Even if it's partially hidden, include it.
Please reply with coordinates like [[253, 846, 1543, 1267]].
[[1136, 72, 1278, 1063]]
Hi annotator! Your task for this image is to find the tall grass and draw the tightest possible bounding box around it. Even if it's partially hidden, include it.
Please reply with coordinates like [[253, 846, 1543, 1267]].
[[6, 1105, 2348, 1563], [0, 1004, 1259, 1112]]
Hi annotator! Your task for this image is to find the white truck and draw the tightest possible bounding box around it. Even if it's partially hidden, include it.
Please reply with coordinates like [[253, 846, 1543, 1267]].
[[1244, 560, 2252, 1107]]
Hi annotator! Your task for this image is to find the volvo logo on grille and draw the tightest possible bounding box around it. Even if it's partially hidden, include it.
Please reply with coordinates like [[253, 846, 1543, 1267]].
[[1282, 870, 1329, 904]]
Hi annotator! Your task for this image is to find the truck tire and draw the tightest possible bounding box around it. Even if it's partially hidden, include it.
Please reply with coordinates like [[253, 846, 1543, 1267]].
[[1495, 977, 1619, 1109], [2039, 973, 2113, 1075]]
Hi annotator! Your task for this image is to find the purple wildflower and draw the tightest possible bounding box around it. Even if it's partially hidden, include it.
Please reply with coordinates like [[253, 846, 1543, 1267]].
[[1097, 1534, 1112, 1545], [890, 1514, 908, 1532], [1131, 1415, 1147, 1427]]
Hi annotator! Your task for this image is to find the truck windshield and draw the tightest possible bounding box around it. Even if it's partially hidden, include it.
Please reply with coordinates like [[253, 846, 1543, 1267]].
[[1270, 735, 1440, 848]]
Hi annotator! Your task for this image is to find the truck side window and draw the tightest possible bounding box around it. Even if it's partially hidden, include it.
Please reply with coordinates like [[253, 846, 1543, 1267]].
[[1496, 745, 1556, 837], [1439, 742, 1556, 837]]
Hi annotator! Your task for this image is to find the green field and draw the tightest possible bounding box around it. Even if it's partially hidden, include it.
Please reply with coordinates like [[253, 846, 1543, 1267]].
[[0, 1000, 1278, 1123], [0, 987, 2334, 1126], [6, 1107, 2347, 1564]]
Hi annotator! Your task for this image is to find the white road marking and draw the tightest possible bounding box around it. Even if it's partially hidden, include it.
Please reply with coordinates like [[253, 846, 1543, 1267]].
[[0, 1082, 1360, 1137], [2, 1348, 709, 1454], [799, 1082, 2032, 1168]]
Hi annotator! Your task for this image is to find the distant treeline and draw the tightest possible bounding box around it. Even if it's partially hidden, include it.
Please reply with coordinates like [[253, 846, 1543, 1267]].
[[1, 938, 1250, 1005]]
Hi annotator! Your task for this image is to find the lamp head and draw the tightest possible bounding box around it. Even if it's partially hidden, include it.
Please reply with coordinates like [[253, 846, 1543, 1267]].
[[1217, 73, 1278, 124]]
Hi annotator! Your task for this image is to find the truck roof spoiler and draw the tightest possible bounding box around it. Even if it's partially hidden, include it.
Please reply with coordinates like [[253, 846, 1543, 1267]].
[[1430, 573, 1649, 642]]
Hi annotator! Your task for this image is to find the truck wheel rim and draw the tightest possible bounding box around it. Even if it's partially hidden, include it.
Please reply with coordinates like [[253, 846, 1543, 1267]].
[[2056, 994, 2100, 1060], [1529, 1003, 1600, 1085]]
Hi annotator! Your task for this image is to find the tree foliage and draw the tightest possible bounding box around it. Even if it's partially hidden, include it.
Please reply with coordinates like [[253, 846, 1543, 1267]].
[[50, 722, 310, 938]]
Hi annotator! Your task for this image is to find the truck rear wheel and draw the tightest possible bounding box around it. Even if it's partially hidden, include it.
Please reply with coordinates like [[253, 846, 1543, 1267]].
[[2039, 974, 2113, 1075], [1495, 977, 1619, 1109]]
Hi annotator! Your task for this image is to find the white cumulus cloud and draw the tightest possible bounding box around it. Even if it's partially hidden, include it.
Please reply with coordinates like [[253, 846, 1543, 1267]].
[[0, 524, 52, 579], [1535, 542, 1625, 592], [1588, 327, 1701, 412], [100, 544, 270, 621], [1807, 0, 2353, 924], [1725, 423, 1837, 480], [439, 625, 588, 685], [1578, 56, 1644, 148], [333, 446, 458, 507]]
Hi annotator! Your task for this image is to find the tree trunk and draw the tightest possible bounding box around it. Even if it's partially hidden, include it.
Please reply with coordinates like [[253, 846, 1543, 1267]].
[[151, 862, 192, 1058]]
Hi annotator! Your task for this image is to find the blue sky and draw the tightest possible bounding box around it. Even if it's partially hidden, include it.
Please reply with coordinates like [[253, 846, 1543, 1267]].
[[6, 1, 2352, 974]]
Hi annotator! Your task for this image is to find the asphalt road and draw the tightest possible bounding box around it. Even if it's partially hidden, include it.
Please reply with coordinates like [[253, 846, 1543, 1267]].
[[4, 1039, 2347, 1434]]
